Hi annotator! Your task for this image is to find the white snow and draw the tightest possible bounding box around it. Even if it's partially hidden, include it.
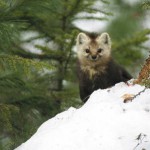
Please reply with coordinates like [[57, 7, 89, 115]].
[[15, 82, 150, 150]]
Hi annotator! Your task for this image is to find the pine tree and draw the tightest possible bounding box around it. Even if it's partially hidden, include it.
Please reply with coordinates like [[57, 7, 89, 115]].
[[0, 0, 112, 149], [106, 0, 150, 76]]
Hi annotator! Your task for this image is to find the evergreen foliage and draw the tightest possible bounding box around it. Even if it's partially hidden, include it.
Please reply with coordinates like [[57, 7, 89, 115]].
[[106, 0, 150, 75], [112, 29, 150, 66], [0, 0, 149, 149]]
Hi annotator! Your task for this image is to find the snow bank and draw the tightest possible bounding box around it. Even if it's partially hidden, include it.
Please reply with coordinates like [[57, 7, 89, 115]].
[[15, 82, 150, 150]]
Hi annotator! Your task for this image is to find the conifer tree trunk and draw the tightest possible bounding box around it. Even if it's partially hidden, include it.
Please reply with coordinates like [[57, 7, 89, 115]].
[[135, 55, 150, 87], [57, 1, 68, 91]]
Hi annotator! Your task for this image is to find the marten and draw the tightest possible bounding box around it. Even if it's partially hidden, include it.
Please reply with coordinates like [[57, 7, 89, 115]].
[[76, 32, 132, 102]]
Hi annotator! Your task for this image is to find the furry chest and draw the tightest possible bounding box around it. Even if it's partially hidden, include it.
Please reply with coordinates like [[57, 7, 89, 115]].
[[81, 65, 106, 79]]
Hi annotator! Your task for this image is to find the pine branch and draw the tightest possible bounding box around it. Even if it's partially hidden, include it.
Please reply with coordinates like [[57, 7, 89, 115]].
[[113, 29, 150, 51], [74, 16, 108, 21], [85, 8, 113, 16], [0, 55, 54, 73], [0, 103, 19, 132]]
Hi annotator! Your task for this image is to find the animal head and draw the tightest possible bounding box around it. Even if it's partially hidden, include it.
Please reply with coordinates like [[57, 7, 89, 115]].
[[76, 32, 111, 66]]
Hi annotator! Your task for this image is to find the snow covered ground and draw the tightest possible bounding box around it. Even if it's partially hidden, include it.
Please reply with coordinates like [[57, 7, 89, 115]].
[[15, 82, 150, 150]]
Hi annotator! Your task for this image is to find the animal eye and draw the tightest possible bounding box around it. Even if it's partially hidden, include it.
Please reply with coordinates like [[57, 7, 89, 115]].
[[85, 49, 90, 53], [97, 48, 103, 53]]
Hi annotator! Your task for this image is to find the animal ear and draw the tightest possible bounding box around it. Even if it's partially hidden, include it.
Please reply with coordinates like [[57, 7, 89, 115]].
[[98, 32, 111, 47], [77, 33, 88, 45]]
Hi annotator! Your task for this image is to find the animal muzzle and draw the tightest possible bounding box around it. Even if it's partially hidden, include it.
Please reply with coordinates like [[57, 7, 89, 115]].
[[89, 55, 98, 61]]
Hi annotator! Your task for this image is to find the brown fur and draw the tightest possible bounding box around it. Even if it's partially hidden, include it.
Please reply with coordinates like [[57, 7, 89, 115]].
[[76, 32, 132, 102]]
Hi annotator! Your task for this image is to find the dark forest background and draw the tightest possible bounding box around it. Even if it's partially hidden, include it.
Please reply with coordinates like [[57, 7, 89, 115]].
[[0, 0, 149, 149]]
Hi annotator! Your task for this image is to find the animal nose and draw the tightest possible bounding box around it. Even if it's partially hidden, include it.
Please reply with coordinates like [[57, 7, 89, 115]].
[[91, 55, 97, 60]]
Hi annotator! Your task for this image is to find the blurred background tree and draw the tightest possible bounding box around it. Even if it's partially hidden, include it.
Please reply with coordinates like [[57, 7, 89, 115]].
[[106, 0, 150, 75], [0, 0, 149, 149]]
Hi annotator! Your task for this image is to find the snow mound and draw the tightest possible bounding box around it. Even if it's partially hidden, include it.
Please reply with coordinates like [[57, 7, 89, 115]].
[[15, 82, 150, 150]]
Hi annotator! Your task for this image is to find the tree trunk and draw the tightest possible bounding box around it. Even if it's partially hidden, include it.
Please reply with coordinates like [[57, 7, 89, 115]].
[[134, 55, 150, 87]]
